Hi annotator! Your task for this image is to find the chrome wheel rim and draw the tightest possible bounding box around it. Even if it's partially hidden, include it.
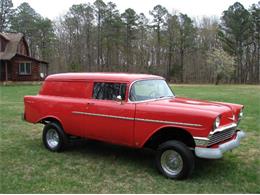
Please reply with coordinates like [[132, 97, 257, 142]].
[[46, 128, 59, 148], [161, 150, 183, 176]]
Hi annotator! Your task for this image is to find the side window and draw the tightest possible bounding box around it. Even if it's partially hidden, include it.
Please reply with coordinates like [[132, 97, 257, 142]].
[[93, 82, 126, 100]]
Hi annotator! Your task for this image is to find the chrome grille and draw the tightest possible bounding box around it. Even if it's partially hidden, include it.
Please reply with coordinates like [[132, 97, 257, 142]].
[[208, 128, 236, 146]]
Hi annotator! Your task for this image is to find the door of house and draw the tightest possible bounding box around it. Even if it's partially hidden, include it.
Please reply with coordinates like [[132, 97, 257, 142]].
[[7, 63, 12, 80], [0, 61, 4, 81], [0, 61, 12, 81]]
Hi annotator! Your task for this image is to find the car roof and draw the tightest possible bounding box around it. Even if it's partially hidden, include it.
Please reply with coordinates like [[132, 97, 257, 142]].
[[45, 72, 164, 83]]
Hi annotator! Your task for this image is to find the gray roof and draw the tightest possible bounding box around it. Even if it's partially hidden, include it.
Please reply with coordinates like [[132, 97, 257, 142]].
[[0, 32, 25, 60], [0, 32, 47, 64]]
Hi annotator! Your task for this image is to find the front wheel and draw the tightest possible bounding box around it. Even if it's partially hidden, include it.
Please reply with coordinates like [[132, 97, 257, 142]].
[[42, 122, 68, 152], [155, 140, 194, 180]]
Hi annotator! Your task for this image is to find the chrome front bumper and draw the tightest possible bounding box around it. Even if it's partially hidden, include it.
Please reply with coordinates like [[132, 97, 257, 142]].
[[195, 130, 246, 159]]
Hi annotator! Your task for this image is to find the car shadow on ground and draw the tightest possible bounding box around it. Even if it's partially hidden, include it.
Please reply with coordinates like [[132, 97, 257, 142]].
[[62, 139, 236, 179], [66, 139, 155, 165]]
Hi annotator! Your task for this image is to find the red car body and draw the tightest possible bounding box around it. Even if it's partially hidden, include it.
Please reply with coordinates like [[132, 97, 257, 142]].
[[24, 73, 246, 179]]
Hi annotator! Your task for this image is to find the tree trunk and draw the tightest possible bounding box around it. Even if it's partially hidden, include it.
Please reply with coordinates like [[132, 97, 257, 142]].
[[180, 49, 184, 83], [215, 74, 221, 85], [167, 45, 172, 81], [256, 33, 260, 83], [97, 12, 102, 70], [156, 23, 160, 66]]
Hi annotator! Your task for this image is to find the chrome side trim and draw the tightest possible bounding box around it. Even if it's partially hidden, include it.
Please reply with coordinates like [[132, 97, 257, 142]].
[[135, 118, 202, 127], [72, 111, 134, 121], [210, 123, 237, 135], [72, 111, 202, 127]]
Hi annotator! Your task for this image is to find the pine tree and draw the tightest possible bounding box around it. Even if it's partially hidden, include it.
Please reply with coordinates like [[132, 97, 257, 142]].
[[0, 0, 13, 32]]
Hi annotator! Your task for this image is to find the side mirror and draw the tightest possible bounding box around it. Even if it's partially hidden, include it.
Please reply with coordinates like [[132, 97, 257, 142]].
[[116, 95, 123, 104]]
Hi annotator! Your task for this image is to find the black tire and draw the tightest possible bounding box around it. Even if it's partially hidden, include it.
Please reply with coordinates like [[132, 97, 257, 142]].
[[42, 122, 68, 152], [155, 140, 194, 180]]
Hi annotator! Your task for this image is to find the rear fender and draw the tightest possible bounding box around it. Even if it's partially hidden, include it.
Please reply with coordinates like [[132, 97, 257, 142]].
[[37, 115, 63, 126]]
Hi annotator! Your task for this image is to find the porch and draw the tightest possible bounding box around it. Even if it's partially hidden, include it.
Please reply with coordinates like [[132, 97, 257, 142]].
[[0, 57, 48, 82]]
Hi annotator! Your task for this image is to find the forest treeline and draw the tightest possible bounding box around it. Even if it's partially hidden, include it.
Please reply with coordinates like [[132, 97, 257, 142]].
[[1, 0, 259, 84]]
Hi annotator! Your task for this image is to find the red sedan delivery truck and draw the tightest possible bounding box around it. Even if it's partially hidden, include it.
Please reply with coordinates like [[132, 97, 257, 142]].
[[24, 73, 245, 179]]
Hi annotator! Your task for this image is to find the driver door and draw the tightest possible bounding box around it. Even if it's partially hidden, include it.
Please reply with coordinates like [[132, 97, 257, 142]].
[[84, 82, 135, 146]]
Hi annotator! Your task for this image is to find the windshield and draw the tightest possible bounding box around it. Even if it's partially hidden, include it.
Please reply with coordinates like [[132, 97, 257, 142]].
[[129, 79, 174, 102]]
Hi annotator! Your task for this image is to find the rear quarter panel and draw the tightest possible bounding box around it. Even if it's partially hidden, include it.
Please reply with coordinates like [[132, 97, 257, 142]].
[[24, 81, 93, 137]]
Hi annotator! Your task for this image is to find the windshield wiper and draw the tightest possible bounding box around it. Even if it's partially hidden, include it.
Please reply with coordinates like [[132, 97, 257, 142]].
[[158, 95, 174, 99]]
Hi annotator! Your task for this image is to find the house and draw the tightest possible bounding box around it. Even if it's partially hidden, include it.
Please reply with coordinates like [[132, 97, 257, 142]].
[[0, 32, 48, 82]]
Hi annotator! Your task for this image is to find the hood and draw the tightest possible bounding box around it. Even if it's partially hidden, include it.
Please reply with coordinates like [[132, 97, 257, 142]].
[[146, 97, 237, 125], [147, 97, 233, 112]]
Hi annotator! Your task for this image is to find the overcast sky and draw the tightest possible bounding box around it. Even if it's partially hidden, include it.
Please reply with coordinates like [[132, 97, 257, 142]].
[[12, 0, 257, 20]]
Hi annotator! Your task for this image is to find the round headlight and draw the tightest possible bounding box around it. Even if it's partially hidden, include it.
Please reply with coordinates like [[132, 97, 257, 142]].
[[214, 116, 221, 129]]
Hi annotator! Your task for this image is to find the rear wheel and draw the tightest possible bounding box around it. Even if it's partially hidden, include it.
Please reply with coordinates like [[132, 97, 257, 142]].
[[42, 122, 68, 152], [155, 140, 194, 180]]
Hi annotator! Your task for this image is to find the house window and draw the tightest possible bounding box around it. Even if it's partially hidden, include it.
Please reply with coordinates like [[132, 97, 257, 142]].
[[19, 62, 31, 75]]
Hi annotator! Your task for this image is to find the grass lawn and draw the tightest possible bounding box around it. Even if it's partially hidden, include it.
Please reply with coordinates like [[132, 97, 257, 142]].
[[0, 84, 259, 193]]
